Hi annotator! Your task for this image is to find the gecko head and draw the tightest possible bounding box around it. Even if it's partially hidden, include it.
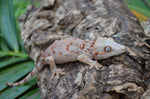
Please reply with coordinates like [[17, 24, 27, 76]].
[[92, 37, 125, 59]]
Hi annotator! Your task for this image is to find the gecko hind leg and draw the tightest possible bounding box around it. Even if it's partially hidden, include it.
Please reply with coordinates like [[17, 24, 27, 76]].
[[45, 56, 66, 79]]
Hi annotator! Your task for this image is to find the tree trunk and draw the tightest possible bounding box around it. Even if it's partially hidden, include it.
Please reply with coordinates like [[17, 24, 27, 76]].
[[19, 0, 150, 99]]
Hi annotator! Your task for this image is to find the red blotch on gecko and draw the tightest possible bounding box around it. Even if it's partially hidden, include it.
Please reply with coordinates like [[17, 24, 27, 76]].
[[59, 52, 62, 55], [79, 43, 85, 50], [70, 50, 75, 53], [66, 45, 69, 51], [94, 52, 98, 55]]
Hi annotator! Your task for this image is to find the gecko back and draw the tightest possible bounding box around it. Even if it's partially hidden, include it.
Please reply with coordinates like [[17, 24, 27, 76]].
[[43, 38, 86, 64]]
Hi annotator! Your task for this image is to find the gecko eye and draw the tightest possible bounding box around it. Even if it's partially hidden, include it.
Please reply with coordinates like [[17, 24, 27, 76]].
[[104, 46, 112, 52]]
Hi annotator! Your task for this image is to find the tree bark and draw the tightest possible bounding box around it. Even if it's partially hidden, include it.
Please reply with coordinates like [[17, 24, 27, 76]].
[[19, 0, 150, 99]]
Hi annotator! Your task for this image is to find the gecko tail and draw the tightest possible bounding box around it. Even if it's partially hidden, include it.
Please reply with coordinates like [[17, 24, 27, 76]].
[[6, 63, 42, 86], [6, 82, 20, 86]]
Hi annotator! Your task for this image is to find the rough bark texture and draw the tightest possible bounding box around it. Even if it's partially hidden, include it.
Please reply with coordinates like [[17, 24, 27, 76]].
[[19, 0, 150, 99]]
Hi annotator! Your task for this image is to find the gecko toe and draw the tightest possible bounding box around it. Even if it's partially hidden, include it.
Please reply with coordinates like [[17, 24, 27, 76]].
[[89, 62, 102, 70], [51, 68, 66, 79]]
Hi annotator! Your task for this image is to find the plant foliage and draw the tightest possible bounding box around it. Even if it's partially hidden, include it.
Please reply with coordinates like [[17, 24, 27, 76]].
[[124, 0, 150, 21], [0, 0, 40, 98]]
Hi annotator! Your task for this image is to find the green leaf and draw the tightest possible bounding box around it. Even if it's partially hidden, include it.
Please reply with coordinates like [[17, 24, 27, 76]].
[[0, 54, 7, 58], [0, 0, 41, 98], [0, 51, 28, 57], [18, 32, 26, 52], [0, 77, 37, 99], [19, 88, 41, 99], [13, 0, 30, 19], [0, 0, 19, 52], [124, 0, 150, 18], [0, 38, 10, 51], [0, 61, 35, 91], [0, 57, 29, 69], [128, 5, 150, 18]]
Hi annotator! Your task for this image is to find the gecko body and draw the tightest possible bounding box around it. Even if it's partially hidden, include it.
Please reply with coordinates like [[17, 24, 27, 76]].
[[6, 37, 125, 86]]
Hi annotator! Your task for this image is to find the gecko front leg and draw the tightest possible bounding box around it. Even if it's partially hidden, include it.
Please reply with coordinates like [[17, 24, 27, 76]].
[[44, 56, 65, 79], [77, 54, 102, 70]]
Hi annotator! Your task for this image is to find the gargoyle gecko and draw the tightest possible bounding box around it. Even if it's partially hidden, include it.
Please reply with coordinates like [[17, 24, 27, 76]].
[[6, 37, 125, 86]]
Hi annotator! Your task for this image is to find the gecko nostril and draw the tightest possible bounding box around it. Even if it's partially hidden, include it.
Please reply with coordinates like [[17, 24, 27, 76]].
[[99, 52, 103, 55]]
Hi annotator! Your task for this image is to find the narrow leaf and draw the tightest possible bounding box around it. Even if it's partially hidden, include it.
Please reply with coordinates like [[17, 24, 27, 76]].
[[0, 38, 10, 51], [19, 88, 40, 99], [0, 51, 28, 57], [0, 77, 37, 99], [0, 61, 35, 91], [0, 0, 19, 51], [0, 57, 29, 69]]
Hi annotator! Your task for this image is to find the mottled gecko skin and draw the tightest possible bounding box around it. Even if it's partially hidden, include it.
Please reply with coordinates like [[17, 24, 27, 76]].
[[6, 37, 125, 86]]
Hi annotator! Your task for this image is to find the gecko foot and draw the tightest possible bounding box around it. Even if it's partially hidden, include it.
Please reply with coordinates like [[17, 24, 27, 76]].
[[89, 62, 102, 70], [51, 68, 66, 79]]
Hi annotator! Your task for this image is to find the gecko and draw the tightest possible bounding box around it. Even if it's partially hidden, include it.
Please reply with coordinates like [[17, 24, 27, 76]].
[[6, 37, 125, 86]]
